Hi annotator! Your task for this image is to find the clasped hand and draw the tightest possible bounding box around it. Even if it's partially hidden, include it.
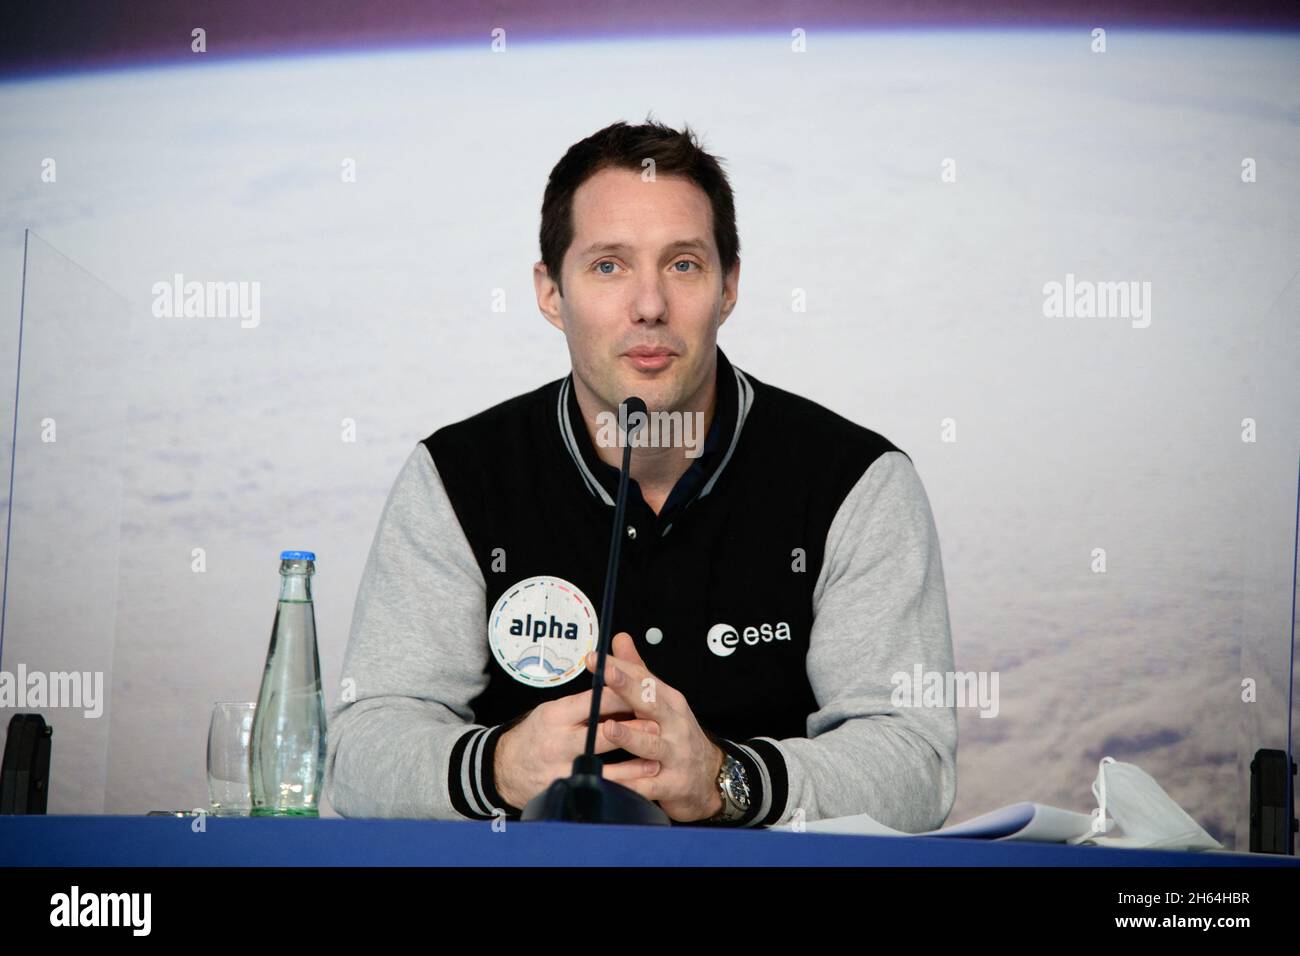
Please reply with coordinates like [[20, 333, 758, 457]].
[[494, 633, 724, 822]]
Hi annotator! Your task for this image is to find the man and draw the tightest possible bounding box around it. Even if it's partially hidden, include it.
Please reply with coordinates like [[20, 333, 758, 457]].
[[325, 119, 957, 829]]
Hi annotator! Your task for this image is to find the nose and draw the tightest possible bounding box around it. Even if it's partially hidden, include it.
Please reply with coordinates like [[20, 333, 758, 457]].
[[631, 273, 668, 324]]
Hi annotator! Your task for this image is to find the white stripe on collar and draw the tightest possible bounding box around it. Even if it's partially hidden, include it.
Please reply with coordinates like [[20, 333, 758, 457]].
[[699, 366, 753, 500], [557, 377, 614, 506], [558, 363, 755, 507]]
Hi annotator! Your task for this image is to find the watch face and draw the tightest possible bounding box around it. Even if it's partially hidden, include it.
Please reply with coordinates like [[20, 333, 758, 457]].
[[725, 757, 751, 809]]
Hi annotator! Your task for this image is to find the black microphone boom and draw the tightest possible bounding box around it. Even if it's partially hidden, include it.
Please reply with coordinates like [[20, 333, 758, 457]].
[[521, 396, 671, 825]]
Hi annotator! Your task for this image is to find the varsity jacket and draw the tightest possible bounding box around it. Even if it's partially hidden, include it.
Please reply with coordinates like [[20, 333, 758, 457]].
[[325, 347, 958, 830]]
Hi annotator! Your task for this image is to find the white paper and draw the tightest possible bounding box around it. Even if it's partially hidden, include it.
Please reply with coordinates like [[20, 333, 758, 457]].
[[792, 802, 1097, 842]]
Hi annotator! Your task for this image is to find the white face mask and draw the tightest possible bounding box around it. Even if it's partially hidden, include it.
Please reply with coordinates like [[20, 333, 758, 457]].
[[1070, 757, 1223, 851]]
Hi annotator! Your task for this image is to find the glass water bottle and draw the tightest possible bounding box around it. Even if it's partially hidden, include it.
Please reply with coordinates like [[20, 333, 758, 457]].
[[250, 550, 327, 817]]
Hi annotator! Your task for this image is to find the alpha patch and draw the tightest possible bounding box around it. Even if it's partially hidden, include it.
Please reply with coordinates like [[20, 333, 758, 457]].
[[488, 575, 598, 687]]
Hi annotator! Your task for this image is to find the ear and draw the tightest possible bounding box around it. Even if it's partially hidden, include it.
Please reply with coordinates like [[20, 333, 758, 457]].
[[534, 260, 565, 332], [718, 256, 740, 328]]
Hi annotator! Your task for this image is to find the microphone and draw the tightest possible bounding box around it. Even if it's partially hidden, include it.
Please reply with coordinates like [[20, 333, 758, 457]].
[[522, 396, 671, 825]]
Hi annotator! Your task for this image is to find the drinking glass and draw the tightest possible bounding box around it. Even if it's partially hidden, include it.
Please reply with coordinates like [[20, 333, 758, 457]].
[[207, 701, 256, 816]]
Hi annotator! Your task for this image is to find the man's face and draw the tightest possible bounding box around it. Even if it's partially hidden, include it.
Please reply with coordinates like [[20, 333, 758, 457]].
[[535, 166, 739, 415]]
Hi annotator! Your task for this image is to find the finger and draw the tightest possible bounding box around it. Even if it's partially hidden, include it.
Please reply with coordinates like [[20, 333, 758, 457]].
[[618, 718, 660, 736], [603, 771, 665, 803], [586, 649, 656, 697], [587, 642, 655, 702], [586, 661, 654, 717], [550, 685, 646, 725], [592, 654, 671, 719], [570, 718, 660, 757], [587, 723, 660, 754], [611, 632, 648, 668], [600, 757, 661, 783], [601, 718, 667, 762]]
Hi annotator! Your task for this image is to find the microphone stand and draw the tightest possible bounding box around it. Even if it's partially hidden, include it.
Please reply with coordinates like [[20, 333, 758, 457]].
[[522, 396, 671, 825]]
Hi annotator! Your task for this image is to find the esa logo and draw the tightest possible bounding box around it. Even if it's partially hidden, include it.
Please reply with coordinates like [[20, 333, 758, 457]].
[[706, 621, 792, 657]]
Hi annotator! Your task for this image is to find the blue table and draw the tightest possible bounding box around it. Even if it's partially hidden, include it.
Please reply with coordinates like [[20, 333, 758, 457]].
[[1, 816, 1296, 866]]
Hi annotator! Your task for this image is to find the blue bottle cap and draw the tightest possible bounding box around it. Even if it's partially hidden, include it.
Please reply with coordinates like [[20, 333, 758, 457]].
[[280, 550, 316, 561]]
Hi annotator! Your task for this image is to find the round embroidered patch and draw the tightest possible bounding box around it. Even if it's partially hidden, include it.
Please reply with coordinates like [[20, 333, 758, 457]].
[[488, 575, 599, 687]]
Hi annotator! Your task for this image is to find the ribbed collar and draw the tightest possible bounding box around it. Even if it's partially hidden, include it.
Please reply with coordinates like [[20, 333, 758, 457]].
[[555, 347, 754, 523]]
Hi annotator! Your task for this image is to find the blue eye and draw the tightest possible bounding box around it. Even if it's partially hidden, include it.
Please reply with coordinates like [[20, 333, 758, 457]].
[[594, 259, 698, 275]]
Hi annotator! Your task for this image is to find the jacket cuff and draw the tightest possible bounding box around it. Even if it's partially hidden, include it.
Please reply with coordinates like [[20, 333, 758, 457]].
[[711, 736, 789, 828], [447, 724, 522, 821]]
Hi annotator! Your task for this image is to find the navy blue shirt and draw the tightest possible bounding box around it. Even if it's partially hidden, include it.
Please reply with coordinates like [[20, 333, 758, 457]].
[[564, 349, 737, 536]]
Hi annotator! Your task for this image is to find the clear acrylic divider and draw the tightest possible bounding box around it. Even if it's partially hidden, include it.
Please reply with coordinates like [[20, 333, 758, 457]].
[[0, 230, 127, 814]]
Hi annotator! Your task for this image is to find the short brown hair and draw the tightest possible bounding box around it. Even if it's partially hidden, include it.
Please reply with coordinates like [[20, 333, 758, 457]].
[[539, 117, 739, 297]]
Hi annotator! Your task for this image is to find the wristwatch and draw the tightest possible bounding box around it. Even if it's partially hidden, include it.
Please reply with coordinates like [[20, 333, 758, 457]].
[[709, 748, 752, 824]]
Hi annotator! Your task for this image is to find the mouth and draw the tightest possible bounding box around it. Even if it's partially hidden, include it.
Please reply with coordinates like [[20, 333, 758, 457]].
[[622, 347, 677, 372]]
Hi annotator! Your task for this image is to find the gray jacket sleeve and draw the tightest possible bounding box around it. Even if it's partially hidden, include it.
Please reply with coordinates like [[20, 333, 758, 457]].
[[717, 451, 958, 832], [324, 443, 516, 820]]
